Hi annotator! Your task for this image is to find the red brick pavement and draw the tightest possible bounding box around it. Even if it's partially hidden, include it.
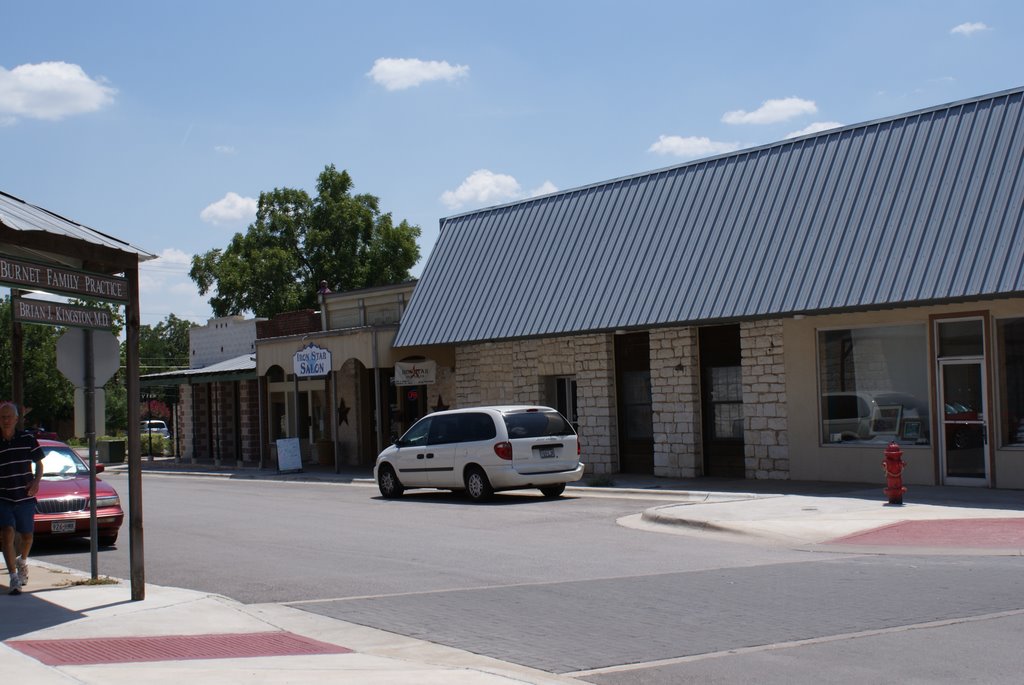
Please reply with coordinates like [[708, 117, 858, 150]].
[[828, 518, 1024, 548]]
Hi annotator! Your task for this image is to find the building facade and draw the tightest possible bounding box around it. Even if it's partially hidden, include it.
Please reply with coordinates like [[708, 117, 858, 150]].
[[143, 316, 260, 465], [394, 87, 1024, 490], [256, 282, 455, 470]]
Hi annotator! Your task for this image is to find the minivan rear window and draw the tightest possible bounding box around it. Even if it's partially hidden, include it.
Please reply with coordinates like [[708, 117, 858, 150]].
[[503, 411, 575, 439]]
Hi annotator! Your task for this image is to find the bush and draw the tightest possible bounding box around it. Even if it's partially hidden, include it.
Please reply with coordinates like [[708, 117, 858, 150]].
[[140, 433, 171, 456]]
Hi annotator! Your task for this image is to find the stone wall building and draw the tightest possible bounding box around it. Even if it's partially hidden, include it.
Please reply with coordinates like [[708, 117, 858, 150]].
[[393, 88, 1024, 490]]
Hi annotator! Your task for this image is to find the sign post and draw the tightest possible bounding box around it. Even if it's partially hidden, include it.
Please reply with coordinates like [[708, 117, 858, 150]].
[[56, 327, 120, 580]]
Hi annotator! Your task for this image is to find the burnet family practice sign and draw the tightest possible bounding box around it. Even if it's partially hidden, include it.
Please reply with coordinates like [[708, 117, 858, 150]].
[[0, 254, 129, 302], [293, 343, 332, 378]]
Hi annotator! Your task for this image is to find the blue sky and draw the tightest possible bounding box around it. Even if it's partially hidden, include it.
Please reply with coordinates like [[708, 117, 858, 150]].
[[2, 1, 1021, 326]]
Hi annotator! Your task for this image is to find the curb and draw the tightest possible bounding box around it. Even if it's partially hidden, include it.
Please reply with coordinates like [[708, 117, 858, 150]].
[[639, 507, 756, 536]]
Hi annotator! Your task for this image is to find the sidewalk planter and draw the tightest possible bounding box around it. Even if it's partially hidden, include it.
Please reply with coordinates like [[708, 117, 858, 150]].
[[98, 439, 126, 464]]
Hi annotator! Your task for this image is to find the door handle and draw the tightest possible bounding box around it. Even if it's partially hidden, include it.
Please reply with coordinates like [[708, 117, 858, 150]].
[[425, 453, 434, 459]]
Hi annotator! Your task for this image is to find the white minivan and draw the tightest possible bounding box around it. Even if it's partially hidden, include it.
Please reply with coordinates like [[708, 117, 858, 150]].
[[374, 405, 583, 501]]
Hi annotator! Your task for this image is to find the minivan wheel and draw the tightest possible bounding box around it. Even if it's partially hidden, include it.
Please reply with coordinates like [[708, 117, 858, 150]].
[[378, 465, 405, 499], [464, 466, 494, 502], [539, 483, 565, 498]]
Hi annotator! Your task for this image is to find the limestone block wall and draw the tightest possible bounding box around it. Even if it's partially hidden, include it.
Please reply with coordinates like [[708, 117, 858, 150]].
[[456, 344, 515, 406], [456, 333, 618, 474], [741, 319, 789, 479], [428, 366, 456, 412], [574, 334, 617, 474], [511, 337, 577, 404], [650, 327, 701, 478]]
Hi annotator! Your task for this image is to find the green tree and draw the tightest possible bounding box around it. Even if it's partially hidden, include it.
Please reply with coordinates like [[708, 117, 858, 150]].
[[139, 313, 192, 374], [190, 165, 421, 318], [134, 313, 190, 431], [0, 295, 75, 431], [104, 366, 126, 435]]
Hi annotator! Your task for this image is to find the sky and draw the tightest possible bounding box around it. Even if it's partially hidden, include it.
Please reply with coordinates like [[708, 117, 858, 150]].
[[1, 0, 1022, 327]]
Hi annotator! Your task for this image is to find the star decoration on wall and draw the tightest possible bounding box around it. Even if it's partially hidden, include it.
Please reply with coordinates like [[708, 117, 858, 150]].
[[432, 396, 449, 412], [337, 398, 350, 425]]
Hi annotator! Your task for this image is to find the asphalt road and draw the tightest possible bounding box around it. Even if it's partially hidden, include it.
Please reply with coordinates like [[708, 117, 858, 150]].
[[32, 472, 1024, 683]]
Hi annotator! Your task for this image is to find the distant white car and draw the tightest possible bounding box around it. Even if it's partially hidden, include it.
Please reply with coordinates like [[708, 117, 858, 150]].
[[140, 419, 171, 440], [374, 405, 584, 501]]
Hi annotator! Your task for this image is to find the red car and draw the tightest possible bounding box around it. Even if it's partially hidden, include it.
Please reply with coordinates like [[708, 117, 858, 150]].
[[33, 439, 124, 547]]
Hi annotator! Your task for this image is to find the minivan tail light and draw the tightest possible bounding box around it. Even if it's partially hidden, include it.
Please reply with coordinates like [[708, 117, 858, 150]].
[[494, 441, 513, 460]]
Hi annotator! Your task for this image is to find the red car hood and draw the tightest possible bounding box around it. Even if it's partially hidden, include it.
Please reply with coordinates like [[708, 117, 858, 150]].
[[39, 474, 118, 500]]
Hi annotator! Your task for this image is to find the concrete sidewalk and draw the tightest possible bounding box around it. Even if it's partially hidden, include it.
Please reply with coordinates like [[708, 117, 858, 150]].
[[1, 562, 580, 684], [7, 464, 1022, 682], [635, 491, 1024, 554]]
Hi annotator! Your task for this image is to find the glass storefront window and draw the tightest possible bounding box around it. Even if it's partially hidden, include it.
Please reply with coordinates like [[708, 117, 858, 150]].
[[997, 318, 1024, 447], [818, 325, 930, 446]]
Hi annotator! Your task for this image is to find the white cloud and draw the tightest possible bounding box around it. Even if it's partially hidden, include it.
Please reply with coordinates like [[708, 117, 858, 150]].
[[648, 135, 741, 158], [199, 192, 258, 226], [784, 121, 844, 139], [138, 248, 212, 325], [441, 170, 523, 210], [529, 180, 559, 197], [722, 97, 817, 125], [440, 172, 560, 210], [951, 22, 989, 36], [0, 61, 115, 122], [368, 57, 469, 91], [214, 145, 237, 155]]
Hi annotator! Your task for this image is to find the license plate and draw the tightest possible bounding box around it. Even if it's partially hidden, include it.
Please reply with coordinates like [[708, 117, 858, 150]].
[[51, 520, 76, 533], [540, 447, 556, 458]]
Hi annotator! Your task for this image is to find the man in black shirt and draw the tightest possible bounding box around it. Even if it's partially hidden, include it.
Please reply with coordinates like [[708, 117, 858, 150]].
[[0, 401, 44, 595]]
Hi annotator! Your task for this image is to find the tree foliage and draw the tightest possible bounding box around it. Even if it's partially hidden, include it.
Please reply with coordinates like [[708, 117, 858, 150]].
[[139, 313, 192, 374], [190, 165, 421, 318], [0, 295, 75, 430]]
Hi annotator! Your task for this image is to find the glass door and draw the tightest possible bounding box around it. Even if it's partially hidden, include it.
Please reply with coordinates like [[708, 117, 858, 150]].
[[700, 325, 745, 478], [939, 360, 988, 485]]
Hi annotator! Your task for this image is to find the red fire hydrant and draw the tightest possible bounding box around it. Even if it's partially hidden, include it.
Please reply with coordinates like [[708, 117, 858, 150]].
[[882, 441, 906, 506]]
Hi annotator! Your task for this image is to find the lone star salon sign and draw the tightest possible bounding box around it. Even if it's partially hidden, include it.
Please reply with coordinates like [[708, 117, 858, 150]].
[[293, 343, 332, 378], [394, 360, 436, 386]]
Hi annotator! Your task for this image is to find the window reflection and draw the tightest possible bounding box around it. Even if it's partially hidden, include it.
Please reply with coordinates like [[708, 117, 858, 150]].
[[818, 325, 930, 446]]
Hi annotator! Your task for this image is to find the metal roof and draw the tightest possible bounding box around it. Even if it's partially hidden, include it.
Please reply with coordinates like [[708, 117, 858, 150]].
[[396, 87, 1024, 347], [140, 354, 256, 386], [0, 190, 155, 260]]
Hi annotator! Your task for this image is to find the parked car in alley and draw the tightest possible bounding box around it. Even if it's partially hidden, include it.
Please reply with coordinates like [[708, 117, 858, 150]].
[[140, 419, 171, 440], [375, 405, 584, 501], [33, 439, 124, 546]]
